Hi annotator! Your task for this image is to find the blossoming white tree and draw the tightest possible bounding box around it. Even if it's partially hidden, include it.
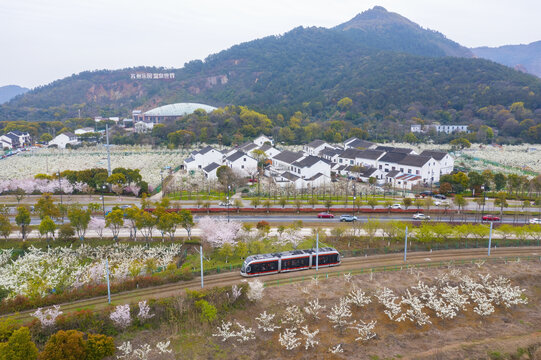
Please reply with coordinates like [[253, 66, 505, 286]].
[[304, 298, 325, 320], [198, 217, 242, 248], [282, 304, 305, 326], [327, 298, 352, 334], [279, 328, 301, 350], [32, 305, 63, 327], [300, 325, 319, 349], [137, 300, 154, 321], [246, 279, 264, 301], [255, 311, 281, 332], [110, 304, 132, 329], [349, 320, 377, 341]]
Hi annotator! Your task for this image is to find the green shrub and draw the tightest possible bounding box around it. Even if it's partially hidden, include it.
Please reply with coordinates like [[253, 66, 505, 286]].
[[195, 300, 217, 323]]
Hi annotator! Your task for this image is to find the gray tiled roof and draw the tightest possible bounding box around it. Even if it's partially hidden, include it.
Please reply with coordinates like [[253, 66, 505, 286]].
[[398, 155, 432, 167], [226, 151, 248, 162], [273, 150, 304, 164], [306, 139, 327, 148], [292, 155, 327, 168], [339, 148, 363, 159], [347, 139, 374, 149], [380, 152, 408, 163], [419, 150, 447, 161], [375, 146, 413, 154], [357, 149, 385, 160], [281, 171, 300, 181], [203, 162, 220, 172], [199, 146, 215, 155]]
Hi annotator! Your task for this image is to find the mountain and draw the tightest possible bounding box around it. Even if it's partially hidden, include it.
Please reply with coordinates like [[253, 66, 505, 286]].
[[0, 85, 29, 104], [335, 6, 473, 58], [472, 41, 541, 77], [2, 7, 540, 124]]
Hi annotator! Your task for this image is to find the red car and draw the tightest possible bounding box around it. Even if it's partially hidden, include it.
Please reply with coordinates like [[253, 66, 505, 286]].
[[482, 215, 500, 222], [317, 212, 334, 219]]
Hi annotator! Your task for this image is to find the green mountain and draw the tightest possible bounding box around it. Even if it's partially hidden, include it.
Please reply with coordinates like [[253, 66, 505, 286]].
[[0, 85, 29, 104], [472, 41, 541, 78], [2, 7, 541, 124], [335, 6, 473, 58]]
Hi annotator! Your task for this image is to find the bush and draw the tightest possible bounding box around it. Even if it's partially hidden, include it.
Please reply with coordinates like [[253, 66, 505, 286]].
[[58, 224, 75, 241], [85, 333, 115, 360], [0, 326, 39, 360], [195, 299, 217, 323], [39, 330, 86, 360]]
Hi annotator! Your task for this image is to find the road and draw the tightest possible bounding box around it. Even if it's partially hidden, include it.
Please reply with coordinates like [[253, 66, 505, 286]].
[[4, 246, 540, 322]]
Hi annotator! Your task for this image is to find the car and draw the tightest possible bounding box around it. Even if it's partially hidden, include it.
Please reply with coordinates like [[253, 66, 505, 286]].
[[482, 215, 500, 222], [389, 204, 403, 210], [413, 213, 430, 220], [434, 200, 447, 206], [317, 212, 335, 219], [119, 204, 130, 209], [339, 215, 358, 222], [433, 194, 446, 200], [219, 201, 232, 206], [419, 191, 434, 197], [529, 218, 540, 224]]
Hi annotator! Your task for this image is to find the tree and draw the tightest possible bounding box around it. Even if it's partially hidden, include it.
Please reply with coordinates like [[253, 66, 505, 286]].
[[88, 217, 105, 239], [105, 209, 124, 240], [494, 192, 508, 218], [34, 193, 60, 219], [124, 206, 141, 240], [39, 133, 53, 143], [402, 198, 412, 209], [67, 205, 91, 241], [337, 97, 353, 111], [251, 198, 260, 208], [494, 173, 507, 191], [198, 217, 241, 248], [14, 188, 25, 205], [0, 215, 11, 241], [156, 211, 179, 241], [367, 198, 378, 210], [0, 327, 38, 360], [136, 210, 157, 242], [453, 195, 467, 214], [450, 138, 471, 150], [39, 216, 57, 245], [106, 173, 126, 187], [15, 206, 31, 241], [39, 330, 86, 360]]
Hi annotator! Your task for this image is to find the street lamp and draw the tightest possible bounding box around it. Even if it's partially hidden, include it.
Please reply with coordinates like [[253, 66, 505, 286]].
[[101, 184, 107, 219], [481, 185, 486, 219], [227, 185, 231, 223], [57, 171, 64, 223]]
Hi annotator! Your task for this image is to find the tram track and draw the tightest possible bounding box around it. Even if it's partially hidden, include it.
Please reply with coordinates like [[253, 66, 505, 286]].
[[4, 246, 540, 322]]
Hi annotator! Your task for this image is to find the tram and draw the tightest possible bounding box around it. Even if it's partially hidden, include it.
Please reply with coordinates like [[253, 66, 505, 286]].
[[240, 247, 340, 277]]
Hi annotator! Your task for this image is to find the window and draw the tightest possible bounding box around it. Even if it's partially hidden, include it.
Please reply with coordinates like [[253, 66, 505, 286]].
[[248, 260, 278, 274], [408, 169, 411, 174], [379, 165, 382, 169], [416, 170, 419, 175], [282, 257, 310, 270], [400, 168, 403, 172], [241, 165, 244, 169], [244, 158, 246, 161], [392, 166, 395, 170]]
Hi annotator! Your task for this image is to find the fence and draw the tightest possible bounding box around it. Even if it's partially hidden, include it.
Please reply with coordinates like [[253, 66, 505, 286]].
[[263, 255, 541, 288]]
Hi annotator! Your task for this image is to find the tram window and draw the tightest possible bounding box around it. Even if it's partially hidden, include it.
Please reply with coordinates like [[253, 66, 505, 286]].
[[282, 257, 309, 269], [315, 254, 329, 265], [249, 261, 278, 274]]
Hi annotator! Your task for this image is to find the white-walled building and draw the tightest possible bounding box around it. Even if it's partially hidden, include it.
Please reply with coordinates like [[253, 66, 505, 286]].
[[74, 127, 94, 135], [184, 146, 223, 171], [290, 156, 331, 179], [48, 132, 79, 149], [386, 171, 424, 190], [343, 137, 375, 150], [255, 144, 280, 159], [0, 131, 31, 149], [303, 139, 333, 156], [134, 121, 154, 133], [225, 151, 258, 177], [202, 162, 221, 180], [420, 150, 454, 175], [271, 150, 304, 172]]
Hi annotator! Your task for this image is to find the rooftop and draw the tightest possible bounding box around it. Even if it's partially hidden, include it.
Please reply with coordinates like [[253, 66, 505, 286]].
[[398, 155, 432, 167], [419, 150, 448, 161], [273, 150, 304, 164], [143, 103, 217, 117], [375, 146, 413, 154]]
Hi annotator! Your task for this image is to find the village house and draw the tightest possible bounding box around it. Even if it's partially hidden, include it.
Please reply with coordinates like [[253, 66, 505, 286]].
[[303, 139, 334, 156], [419, 150, 454, 175], [48, 132, 79, 149], [183, 146, 223, 171]]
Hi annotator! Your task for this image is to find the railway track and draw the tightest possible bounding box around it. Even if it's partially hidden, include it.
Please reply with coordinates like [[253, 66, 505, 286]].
[[4, 247, 540, 322]]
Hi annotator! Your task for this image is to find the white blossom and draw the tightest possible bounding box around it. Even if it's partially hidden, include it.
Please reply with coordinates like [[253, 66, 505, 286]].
[[304, 298, 326, 319], [212, 321, 236, 342], [137, 300, 154, 321], [349, 320, 377, 341], [234, 322, 256, 343], [279, 328, 301, 350], [327, 298, 352, 333], [376, 288, 405, 322], [246, 279, 264, 301], [229, 284, 242, 301], [255, 311, 281, 332], [329, 344, 344, 354], [347, 288, 371, 307], [32, 305, 63, 327], [401, 289, 431, 326], [299, 325, 319, 350], [110, 304, 132, 329], [156, 341, 172, 354], [283, 304, 305, 326]]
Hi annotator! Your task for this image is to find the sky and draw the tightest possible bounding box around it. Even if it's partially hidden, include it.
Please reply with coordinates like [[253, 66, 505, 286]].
[[1, 0, 540, 89]]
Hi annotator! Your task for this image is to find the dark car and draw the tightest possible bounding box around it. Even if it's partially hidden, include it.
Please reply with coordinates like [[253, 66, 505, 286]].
[[433, 194, 446, 200], [419, 191, 434, 197], [317, 212, 335, 219], [339, 215, 358, 222], [482, 215, 500, 221]]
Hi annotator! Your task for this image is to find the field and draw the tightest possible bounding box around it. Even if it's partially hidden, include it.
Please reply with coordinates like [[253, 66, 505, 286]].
[[1, 145, 193, 185], [123, 258, 541, 359]]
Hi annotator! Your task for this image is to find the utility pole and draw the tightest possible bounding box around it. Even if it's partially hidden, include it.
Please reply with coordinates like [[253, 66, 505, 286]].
[[106, 123, 111, 177], [106, 258, 111, 304], [488, 221, 493, 256], [315, 232, 319, 271], [200, 245, 204, 288]]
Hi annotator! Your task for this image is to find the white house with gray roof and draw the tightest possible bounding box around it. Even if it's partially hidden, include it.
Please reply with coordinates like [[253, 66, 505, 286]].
[[271, 150, 305, 171], [183, 146, 223, 171], [225, 151, 258, 177], [202, 162, 221, 180], [420, 150, 454, 175], [48, 132, 79, 149], [290, 155, 331, 179], [303, 139, 334, 156]]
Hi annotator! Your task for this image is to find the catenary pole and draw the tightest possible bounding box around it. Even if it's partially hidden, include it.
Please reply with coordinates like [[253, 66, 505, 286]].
[[316, 232, 319, 271], [404, 226, 408, 262], [200, 245, 204, 288], [106, 258, 111, 304], [488, 221, 493, 256]]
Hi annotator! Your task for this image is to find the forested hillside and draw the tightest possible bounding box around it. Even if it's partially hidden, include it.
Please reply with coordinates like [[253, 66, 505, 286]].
[[2, 7, 541, 143]]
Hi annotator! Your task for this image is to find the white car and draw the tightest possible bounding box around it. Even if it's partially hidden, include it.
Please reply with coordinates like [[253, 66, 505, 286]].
[[530, 218, 541, 224], [413, 213, 430, 220], [434, 200, 447, 206], [218, 201, 232, 206], [389, 204, 403, 209]]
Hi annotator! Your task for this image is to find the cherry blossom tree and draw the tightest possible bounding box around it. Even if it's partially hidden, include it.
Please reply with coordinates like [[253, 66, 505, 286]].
[[89, 217, 105, 239], [137, 300, 154, 321], [198, 216, 242, 248], [278, 328, 301, 350], [110, 304, 132, 329], [327, 298, 352, 334], [300, 325, 319, 349], [32, 305, 63, 327], [256, 311, 281, 332], [246, 279, 264, 301]]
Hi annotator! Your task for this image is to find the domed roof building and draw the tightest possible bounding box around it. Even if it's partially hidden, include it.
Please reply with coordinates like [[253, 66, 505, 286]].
[[132, 102, 216, 123]]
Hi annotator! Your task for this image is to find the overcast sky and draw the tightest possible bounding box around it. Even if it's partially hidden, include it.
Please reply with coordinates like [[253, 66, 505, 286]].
[[1, 0, 540, 88]]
